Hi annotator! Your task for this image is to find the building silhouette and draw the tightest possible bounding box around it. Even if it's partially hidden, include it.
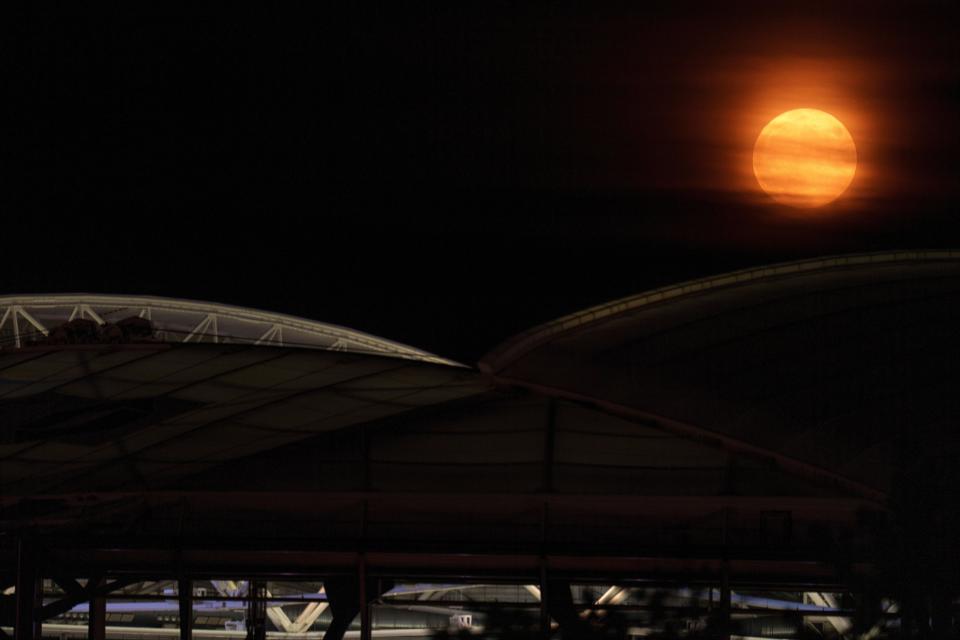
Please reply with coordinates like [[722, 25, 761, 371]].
[[3, 251, 960, 639]]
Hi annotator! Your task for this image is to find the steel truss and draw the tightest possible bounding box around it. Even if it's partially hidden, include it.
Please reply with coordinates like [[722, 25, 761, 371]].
[[2, 568, 897, 640], [0, 535, 899, 640], [0, 295, 457, 365]]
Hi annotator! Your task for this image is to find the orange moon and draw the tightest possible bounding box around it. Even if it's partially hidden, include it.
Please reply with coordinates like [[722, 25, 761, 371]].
[[752, 109, 857, 208]]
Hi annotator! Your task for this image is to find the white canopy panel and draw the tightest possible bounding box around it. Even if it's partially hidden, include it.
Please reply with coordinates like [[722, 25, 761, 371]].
[[0, 294, 458, 366]]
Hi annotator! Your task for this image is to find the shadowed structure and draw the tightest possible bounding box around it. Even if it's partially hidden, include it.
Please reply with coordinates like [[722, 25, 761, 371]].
[[3, 251, 960, 638]]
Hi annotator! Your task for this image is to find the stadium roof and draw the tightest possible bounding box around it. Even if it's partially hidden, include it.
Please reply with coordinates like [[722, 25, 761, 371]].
[[482, 250, 960, 496], [0, 294, 459, 366], [5, 255, 937, 585], [0, 295, 481, 496]]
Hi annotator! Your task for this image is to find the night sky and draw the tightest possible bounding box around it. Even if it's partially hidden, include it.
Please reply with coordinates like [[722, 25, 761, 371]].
[[18, 3, 960, 362]]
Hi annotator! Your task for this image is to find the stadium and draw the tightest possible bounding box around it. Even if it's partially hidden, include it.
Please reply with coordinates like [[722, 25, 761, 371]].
[[2, 250, 959, 639]]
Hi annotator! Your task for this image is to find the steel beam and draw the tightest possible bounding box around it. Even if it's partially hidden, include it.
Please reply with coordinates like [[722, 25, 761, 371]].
[[322, 576, 359, 640], [88, 578, 106, 640], [247, 580, 266, 640], [178, 578, 192, 640], [542, 399, 556, 493], [719, 564, 731, 640], [40, 576, 141, 622], [14, 540, 40, 640], [358, 559, 371, 640], [539, 561, 549, 640]]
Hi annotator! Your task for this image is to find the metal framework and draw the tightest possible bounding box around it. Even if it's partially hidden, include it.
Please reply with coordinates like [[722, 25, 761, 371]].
[[2, 576, 879, 639], [0, 294, 458, 366], [5, 253, 953, 638]]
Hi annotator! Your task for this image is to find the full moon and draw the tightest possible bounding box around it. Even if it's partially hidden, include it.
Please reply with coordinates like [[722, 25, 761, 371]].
[[752, 109, 857, 208]]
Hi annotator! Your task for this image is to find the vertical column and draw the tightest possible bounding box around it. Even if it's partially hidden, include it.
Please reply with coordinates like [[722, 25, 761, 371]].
[[358, 558, 371, 640], [14, 538, 41, 640], [542, 400, 557, 493], [718, 509, 731, 640], [88, 578, 107, 640], [539, 561, 550, 640], [247, 580, 266, 640], [178, 577, 192, 640], [718, 563, 731, 640]]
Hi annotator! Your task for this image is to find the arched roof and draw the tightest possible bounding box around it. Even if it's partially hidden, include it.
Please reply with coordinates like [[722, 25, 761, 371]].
[[0, 296, 478, 495], [0, 342, 485, 494], [0, 294, 458, 366], [0, 279, 889, 582], [483, 250, 960, 372], [482, 250, 960, 495]]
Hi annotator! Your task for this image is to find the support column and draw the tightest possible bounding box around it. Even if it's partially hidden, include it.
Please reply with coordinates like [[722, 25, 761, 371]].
[[547, 580, 580, 634], [14, 539, 41, 640], [542, 400, 556, 493], [539, 560, 550, 640], [322, 576, 360, 640], [247, 580, 266, 640], [717, 509, 731, 640], [88, 578, 107, 640], [322, 571, 393, 640], [178, 577, 192, 640], [358, 558, 371, 640], [718, 564, 731, 640]]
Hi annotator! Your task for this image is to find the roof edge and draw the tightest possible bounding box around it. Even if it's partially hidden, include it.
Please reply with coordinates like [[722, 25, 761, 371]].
[[0, 293, 464, 367], [480, 249, 960, 373], [491, 374, 887, 502]]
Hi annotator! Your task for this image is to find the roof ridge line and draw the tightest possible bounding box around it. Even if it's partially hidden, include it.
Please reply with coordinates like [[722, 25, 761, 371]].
[[0, 293, 464, 367], [479, 249, 960, 373]]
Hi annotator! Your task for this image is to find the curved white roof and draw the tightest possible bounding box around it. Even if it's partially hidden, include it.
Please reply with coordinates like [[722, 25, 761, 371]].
[[0, 293, 459, 366]]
